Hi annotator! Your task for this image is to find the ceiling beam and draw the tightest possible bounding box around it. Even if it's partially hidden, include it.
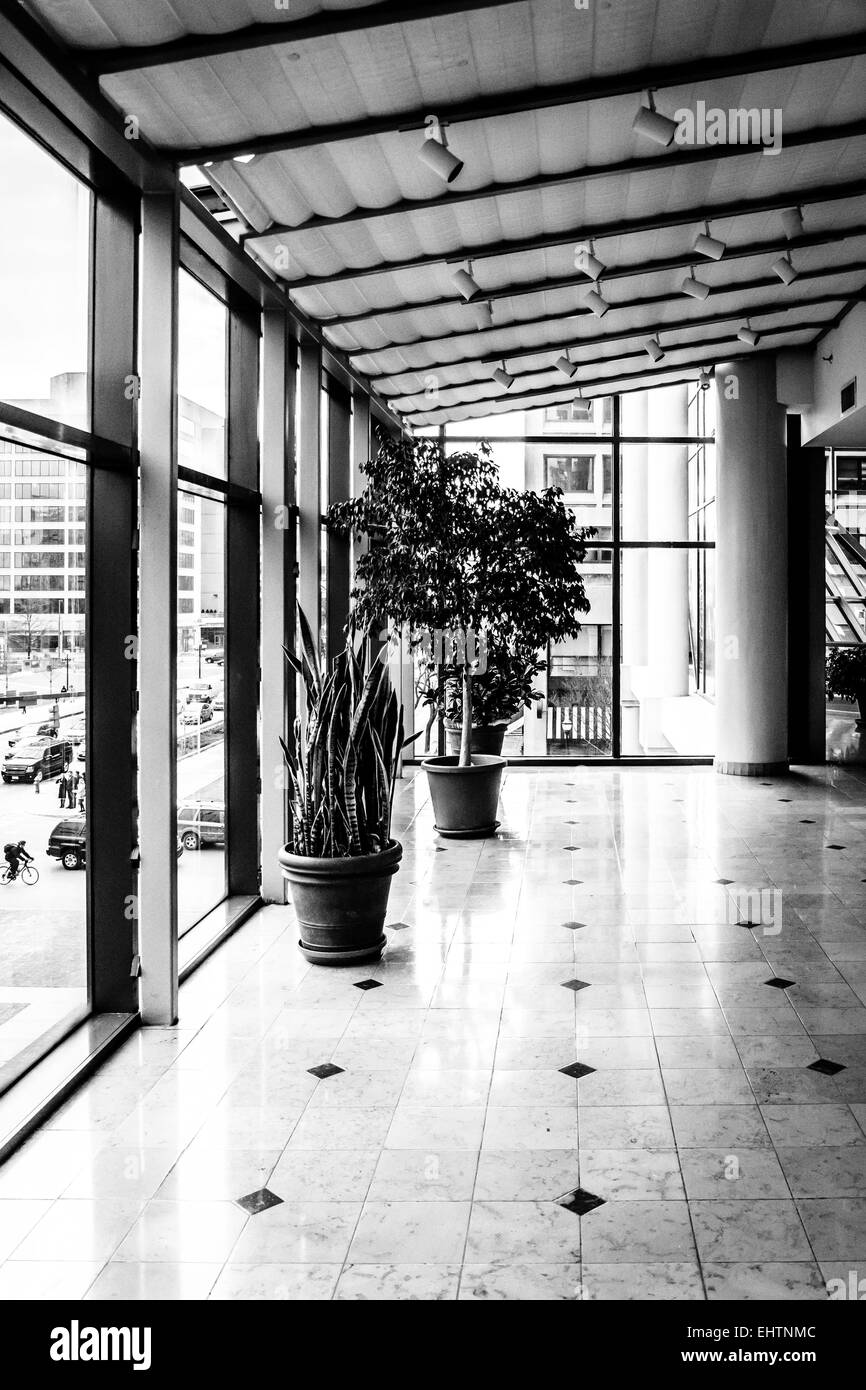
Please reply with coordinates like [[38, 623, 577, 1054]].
[[269, 178, 866, 290], [353, 272, 866, 380], [164, 29, 866, 163], [242, 118, 866, 242], [78, 0, 523, 75], [318, 227, 865, 332], [403, 325, 823, 422], [384, 312, 846, 406]]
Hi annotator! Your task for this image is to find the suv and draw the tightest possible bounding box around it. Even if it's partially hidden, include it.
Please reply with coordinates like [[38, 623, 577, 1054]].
[[177, 803, 225, 851], [3, 740, 74, 783], [47, 817, 86, 870], [48, 819, 185, 870]]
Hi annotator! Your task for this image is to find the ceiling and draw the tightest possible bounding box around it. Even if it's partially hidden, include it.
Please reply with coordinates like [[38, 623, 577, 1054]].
[[21, 0, 866, 425]]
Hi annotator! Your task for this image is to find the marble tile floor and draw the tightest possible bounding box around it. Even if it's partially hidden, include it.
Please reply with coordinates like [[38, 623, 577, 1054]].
[[2, 765, 866, 1301]]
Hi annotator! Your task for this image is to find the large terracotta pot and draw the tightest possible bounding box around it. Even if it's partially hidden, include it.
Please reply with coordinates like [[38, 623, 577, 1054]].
[[422, 754, 506, 837], [278, 839, 402, 965]]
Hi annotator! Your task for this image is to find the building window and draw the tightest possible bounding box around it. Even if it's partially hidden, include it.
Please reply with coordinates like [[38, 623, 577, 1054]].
[[545, 454, 594, 492]]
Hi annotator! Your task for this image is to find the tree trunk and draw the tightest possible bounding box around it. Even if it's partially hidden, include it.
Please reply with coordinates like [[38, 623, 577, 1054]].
[[458, 629, 473, 768]]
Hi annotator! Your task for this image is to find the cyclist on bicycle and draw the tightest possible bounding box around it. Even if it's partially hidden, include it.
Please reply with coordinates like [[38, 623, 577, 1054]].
[[4, 840, 33, 882]]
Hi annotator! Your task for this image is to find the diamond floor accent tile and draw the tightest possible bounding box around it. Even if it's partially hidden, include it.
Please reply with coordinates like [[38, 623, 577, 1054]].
[[559, 1187, 606, 1216], [563, 845, 578, 852], [808, 1058, 847, 1076], [559, 1061, 596, 1079], [778, 798, 792, 803], [354, 979, 383, 991], [308, 1063, 345, 1079], [765, 977, 795, 990], [715, 877, 733, 885], [563, 879, 583, 886], [388, 922, 411, 932], [800, 819, 816, 824], [562, 921, 587, 932], [562, 979, 591, 992], [826, 844, 846, 851], [235, 1188, 283, 1216]]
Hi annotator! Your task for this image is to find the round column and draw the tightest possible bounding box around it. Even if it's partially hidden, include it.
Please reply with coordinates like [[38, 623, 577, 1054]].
[[715, 356, 788, 775]]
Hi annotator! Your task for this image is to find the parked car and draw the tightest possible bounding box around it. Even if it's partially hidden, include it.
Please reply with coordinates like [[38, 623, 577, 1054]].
[[77, 742, 86, 763], [2, 740, 74, 783], [180, 703, 212, 726], [48, 819, 184, 870], [8, 720, 58, 749], [186, 682, 213, 704], [212, 694, 225, 714], [177, 803, 225, 851], [204, 648, 224, 664], [62, 718, 86, 745]]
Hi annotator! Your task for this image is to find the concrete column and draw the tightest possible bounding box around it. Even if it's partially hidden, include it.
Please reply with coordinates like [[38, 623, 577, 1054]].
[[787, 415, 826, 764], [297, 336, 321, 656], [138, 192, 179, 1023], [259, 308, 290, 903], [715, 357, 788, 775]]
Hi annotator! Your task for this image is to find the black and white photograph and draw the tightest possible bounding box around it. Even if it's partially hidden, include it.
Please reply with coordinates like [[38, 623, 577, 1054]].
[[0, 0, 864, 1349]]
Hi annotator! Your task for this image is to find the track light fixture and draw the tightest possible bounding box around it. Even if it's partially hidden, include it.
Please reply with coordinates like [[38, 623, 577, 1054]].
[[781, 206, 804, 240], [693, 221, 726, 261], [574, 240, 605, 281], [452, 261, 483, 302], [584, 283, 610, 318], [492, 361, 514, 389], [737, 321, 760, 346], [473, 300, 493, 330], [632, 89, 679, 147], [772, 253, 797, 285], [417, 120, 463, 183], [681, 270, 711, 300], [555, 351, 579, 380], [644, 336, 665, 363], [698, 367, 712, 391]]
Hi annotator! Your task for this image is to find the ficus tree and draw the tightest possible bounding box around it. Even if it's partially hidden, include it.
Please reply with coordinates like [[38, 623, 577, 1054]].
[[328, 433, 594, 768]]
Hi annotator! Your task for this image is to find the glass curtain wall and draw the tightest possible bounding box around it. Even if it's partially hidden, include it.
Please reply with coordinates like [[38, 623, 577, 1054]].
[[176, 270, 228, 937], [418, 385, 716, 761], [825, 448, 866, 762], [0, 112, 93, 1084]]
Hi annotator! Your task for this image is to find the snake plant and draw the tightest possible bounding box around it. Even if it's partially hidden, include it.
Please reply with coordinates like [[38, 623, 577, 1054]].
[[280, 607, 415, 857]]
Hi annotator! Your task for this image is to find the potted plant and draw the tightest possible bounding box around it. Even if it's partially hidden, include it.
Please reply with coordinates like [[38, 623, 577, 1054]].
[[277, 606, 413, 964], [328, 435, 593, 836], [439, 647, 545, 756], [826, 645, 866, 729]]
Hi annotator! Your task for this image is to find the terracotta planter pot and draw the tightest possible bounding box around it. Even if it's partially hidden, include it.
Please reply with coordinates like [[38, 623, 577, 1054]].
[[278, 839, 402, 965], [422, 754, 506, 837], [444, 723, 507, 756]]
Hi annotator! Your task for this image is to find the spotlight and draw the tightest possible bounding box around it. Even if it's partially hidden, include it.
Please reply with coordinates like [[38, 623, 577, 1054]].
[[681, 271, 711, 300], [737, 323, 760, 347], [574, 241, 605, 281], [584, 285, 610, 318], [698, 368, 712, 391], [772, 254, 797, 285], [781, 206, 804, 240], [473, 300, 493, 330], [693, 221, 726, 260], [632, 90, 679, 147], [492, 362, 514, 389], [233, 153, 256, 165], [644, 337, 665, 363], [417, 128, 463, 183], [452, 264, 482, 302], [555, 353, 579, 380]]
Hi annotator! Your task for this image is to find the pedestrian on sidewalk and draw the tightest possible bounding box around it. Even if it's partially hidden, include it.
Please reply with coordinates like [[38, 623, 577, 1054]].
[[58, 771, 68, 809]]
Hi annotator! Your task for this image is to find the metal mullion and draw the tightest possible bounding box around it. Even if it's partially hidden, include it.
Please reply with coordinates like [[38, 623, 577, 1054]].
[[611, 395, 622, 761]]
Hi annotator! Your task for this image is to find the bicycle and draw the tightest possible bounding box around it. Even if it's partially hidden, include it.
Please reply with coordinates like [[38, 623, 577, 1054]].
[[0, 862, 39, 886]]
